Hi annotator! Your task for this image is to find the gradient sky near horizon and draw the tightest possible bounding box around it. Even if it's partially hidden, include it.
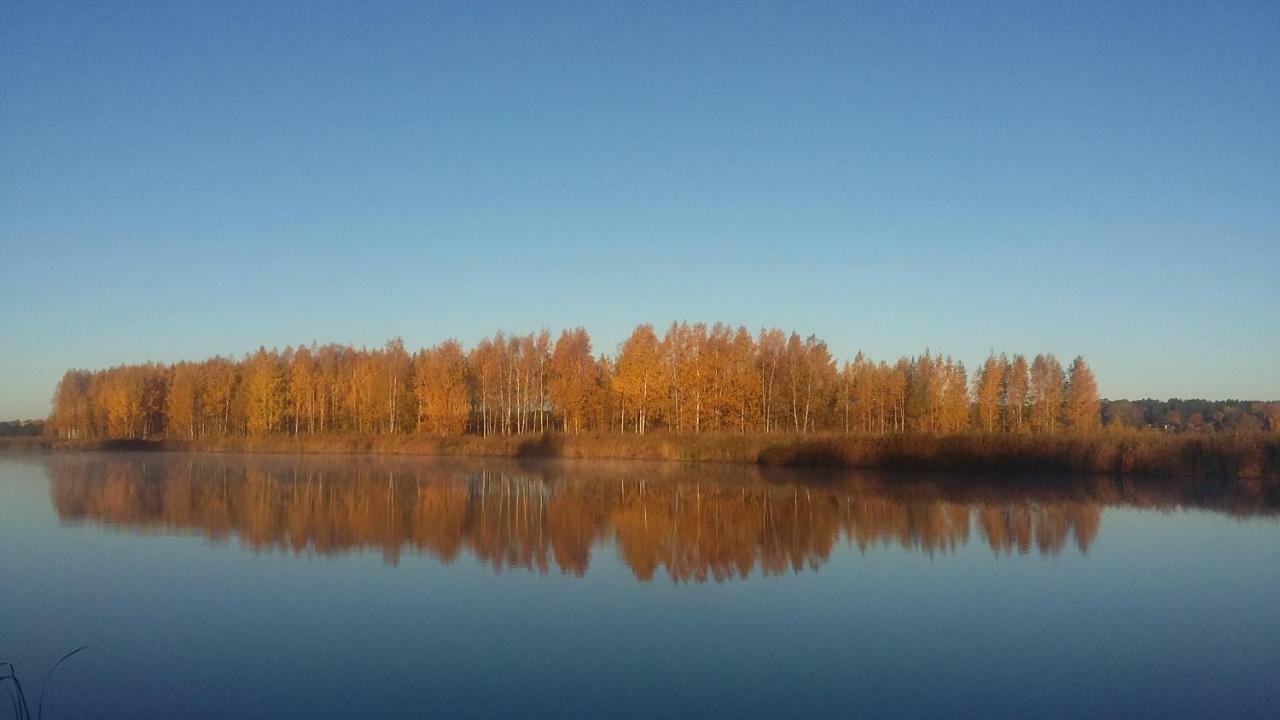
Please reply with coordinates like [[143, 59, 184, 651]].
[[2, 1, 1278, 418]]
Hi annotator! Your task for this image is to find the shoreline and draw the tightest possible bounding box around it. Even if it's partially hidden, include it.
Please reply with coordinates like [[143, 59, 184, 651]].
[[3, 432, 1278, 480]]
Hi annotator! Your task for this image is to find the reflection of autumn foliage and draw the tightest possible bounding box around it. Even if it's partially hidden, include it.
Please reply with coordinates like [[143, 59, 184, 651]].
[[48, 456, 1278, 582], [977, 503, 1099, 555]]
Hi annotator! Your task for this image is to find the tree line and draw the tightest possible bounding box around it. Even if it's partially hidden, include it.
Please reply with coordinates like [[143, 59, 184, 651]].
[[1102, 398, 1280, 434], [0, 419, 44, 437], [48, 323, 1108, 440]]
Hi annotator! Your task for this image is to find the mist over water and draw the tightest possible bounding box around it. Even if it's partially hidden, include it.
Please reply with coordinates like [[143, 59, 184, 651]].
[[3, 453, 1278, 718]]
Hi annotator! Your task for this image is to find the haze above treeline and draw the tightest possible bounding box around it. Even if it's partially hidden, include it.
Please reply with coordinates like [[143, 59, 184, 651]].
[[37, 323, 1280, 441]]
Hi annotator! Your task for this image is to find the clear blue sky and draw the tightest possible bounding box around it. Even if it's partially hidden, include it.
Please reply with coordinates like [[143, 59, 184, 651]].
[[2, 1, 1277, 418]]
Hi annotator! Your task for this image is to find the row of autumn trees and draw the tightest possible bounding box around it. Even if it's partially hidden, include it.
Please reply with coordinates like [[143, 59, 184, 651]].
[[47, 323, 1102, 440]]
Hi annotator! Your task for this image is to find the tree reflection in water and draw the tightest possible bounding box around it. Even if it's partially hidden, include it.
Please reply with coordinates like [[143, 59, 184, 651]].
[[49, 454, 1279, 582]]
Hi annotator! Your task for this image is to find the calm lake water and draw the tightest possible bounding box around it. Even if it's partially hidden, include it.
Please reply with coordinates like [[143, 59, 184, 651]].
[[1, 453, 1278, 719]]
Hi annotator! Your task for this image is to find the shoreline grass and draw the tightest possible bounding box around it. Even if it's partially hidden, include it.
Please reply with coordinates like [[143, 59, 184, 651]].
[[4, 431, 1277, 480]]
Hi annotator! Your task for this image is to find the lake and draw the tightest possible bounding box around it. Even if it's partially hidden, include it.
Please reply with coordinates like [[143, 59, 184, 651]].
[[2, 452, 1278, 718]]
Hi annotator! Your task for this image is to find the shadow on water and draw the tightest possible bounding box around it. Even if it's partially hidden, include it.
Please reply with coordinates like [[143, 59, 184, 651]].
[[41, 453, 1280, 582]]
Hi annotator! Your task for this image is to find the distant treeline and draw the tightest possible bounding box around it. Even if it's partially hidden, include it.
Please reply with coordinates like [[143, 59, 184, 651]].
[[1102, 398, 1278, 433], [0, 419, 43, 437], [42, 323, 1276, 442]]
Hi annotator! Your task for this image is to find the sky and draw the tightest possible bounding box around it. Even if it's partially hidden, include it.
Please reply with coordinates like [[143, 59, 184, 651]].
[[1, 1, 1277, 418]]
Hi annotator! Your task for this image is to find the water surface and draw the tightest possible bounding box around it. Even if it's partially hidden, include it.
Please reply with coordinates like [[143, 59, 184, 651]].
[[2, 453, 1277, 718]]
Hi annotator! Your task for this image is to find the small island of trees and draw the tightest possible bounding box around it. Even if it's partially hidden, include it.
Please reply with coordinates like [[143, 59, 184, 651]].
[[32, 323, 1280, 478]]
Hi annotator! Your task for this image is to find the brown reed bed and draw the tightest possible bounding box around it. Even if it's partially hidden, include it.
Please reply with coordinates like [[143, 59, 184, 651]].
[[6, 430, 1277, 480]]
